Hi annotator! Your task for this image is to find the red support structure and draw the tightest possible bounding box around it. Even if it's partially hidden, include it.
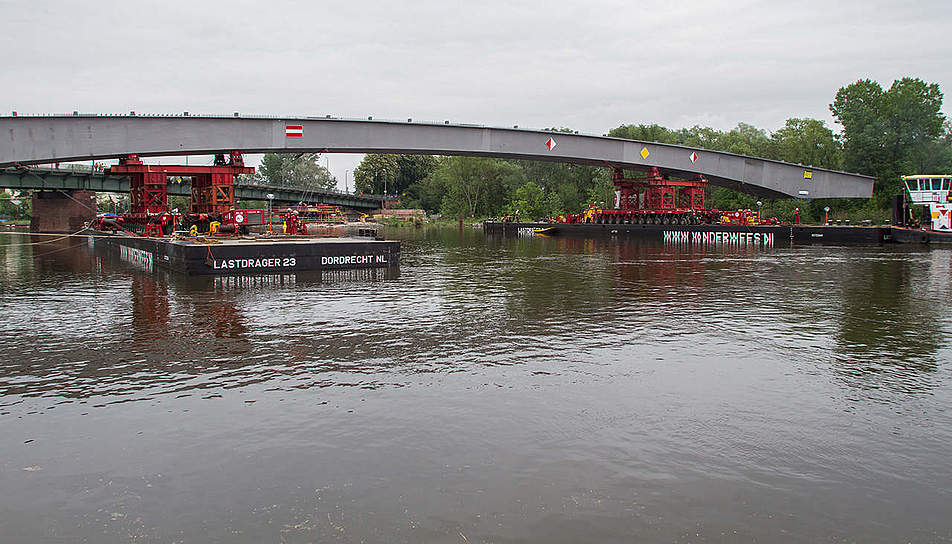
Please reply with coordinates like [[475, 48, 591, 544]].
[[558, 167, 714, 225], [104, 152, 254, 236], [109, 155, 169, 214], [609, 167, 707, 213], [677, 184, 706, 210], [558, 166, 777, 226], [189, 152, 248, 215]]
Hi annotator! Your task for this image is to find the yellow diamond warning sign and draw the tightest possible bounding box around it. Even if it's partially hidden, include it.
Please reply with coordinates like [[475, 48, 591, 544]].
[[640, 147, 650, 159]]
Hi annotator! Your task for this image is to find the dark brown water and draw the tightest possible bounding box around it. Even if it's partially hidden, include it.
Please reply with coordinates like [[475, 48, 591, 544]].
[[1, 229, 951, 543]]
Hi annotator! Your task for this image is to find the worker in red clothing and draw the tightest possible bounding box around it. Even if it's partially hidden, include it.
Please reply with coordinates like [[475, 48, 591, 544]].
[[284, 209, 298, 235], [794, 208, 801, 225]]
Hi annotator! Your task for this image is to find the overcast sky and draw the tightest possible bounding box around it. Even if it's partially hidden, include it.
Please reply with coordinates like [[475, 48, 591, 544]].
[[3, 0, 950, 187]]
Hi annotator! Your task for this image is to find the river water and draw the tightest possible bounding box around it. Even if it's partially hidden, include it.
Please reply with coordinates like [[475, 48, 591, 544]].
[[1, 228, 951, 543]]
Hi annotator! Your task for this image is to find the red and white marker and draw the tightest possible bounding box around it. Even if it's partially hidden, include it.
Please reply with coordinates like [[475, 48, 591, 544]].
[[545, 137, 557, 151], [689, 152, 698, 164], [285, 125, 303, 137]]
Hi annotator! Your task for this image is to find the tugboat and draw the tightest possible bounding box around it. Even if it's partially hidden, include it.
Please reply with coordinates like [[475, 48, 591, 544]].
[[888, 175, 952, 244], [902, 175, 952, 231]]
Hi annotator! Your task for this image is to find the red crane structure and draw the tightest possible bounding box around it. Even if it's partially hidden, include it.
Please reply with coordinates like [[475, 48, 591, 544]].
[[97, 152, 260, 236], [558, 166, 773, 226]]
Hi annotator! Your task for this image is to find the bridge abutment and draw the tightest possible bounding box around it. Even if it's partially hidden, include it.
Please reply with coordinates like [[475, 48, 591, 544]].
[[30, 190, 97, 233]]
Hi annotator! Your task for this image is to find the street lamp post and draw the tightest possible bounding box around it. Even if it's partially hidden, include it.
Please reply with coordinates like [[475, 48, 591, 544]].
[[345, 170, 350, 193], [266, 193, 275, 235]]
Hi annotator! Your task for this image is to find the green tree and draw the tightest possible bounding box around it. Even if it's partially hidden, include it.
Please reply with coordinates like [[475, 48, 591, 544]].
[[608, 123, 679, 143], [518, 160, 604, 213], [831, 77, 946, 205], [0, 190, 31, 220], [353, 154, 439, 198], [769, 118, 842, 169], [609, 122, 771, 157], [506, 181, 551, 219], [920, 121, 952, 174], [427, 157, 526, 217], [353, 154, 399, 194], [676, 126, 724, 150], [393, 155, 440, 205], [720, 123, 771, 156], [256, 153, 336, 190], [830, 79, 887, 174], [585, 174, 614, 210]]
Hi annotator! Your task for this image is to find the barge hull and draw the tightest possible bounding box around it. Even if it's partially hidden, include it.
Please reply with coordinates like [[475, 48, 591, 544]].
[[484, 222, 893, 245], [87, 234, 400, 275]]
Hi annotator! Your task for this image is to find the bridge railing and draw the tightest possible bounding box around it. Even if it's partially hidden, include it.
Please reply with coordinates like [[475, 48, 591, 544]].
[[30, 163, 105, 174]]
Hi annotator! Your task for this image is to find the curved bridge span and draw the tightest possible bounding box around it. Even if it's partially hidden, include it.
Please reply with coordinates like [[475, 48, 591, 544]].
[[0, 115, 873, 199]]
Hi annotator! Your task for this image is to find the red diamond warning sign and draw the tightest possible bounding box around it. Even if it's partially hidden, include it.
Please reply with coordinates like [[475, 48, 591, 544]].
[[689, 152, 698, 164], [285, 125, 303, 137], [545, 137, 557, 151]]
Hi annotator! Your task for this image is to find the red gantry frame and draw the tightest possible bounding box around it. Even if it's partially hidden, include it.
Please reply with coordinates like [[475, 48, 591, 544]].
[[103, 152, 256, 236], [557, 166, 775, 226], [576, 167, 710, 225]]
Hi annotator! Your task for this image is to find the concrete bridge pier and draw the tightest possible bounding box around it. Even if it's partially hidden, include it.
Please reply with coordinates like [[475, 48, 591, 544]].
[[30, 190, 97, 233]]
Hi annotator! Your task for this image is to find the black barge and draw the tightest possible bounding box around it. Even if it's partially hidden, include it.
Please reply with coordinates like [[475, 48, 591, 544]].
[[484, 222, 952, 246], [87, 233, 400, 275]]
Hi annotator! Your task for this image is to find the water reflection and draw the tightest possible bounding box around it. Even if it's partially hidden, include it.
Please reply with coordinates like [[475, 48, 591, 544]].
[[477, 230, 951, 397], [833, 249, 948, 395], [1, 231, 950, 405]]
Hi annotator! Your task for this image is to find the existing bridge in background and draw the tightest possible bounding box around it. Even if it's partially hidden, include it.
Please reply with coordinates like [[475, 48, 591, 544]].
[[0, 114, 874, 200], [0, 165, 387, 210]]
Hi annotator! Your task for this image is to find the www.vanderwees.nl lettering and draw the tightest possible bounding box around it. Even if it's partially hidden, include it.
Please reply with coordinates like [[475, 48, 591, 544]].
[[662, 231, 775, 247]]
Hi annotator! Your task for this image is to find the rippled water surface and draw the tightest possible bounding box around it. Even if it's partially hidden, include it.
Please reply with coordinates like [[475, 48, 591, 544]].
[[1, 228, 951, 543]]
